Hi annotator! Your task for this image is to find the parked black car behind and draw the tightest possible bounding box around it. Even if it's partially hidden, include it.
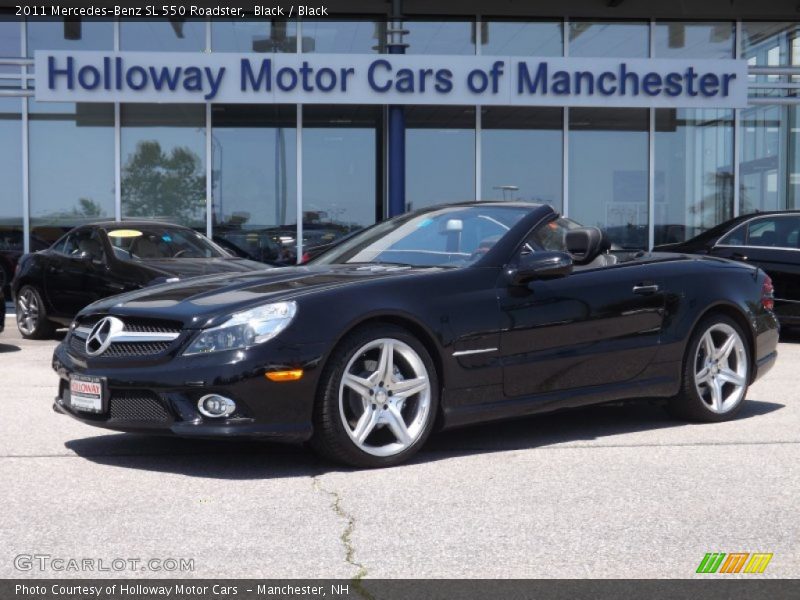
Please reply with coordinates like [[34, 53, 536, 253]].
[[654, 211, 800, 327], [12, 221, 268, 339]]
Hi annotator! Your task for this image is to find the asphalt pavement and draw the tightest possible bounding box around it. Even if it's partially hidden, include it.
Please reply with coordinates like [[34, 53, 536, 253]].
[[1, 310, 798, 579]]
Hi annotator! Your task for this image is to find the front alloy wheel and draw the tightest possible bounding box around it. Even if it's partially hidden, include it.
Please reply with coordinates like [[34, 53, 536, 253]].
[[312, 325, 438, 467], [16, 285, 54, 339]]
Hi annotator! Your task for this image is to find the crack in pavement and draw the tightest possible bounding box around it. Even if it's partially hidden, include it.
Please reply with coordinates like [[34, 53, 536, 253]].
[[312, 476, 373, 599]]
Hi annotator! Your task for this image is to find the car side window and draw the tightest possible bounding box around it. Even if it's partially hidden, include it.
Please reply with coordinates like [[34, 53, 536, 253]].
[[520, 217, 575, 256], [63, 230, 105, 261], [744, 216, 800, 249], [718, 223, 746, 246]]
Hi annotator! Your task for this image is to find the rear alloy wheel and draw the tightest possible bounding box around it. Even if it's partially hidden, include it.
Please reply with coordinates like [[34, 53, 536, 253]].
[[312, 325, 438, 467], [668, 315, 750, 422], [16, 285, 55, 340]]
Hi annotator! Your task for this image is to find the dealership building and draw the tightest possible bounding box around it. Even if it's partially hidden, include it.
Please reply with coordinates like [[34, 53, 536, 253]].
[[2, 0, 800, 274]]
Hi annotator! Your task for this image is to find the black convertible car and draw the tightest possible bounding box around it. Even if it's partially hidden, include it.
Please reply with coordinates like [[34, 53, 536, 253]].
[[51, 202, 779, 467], [12, 221, 268, 339], [654, 211, 800, 327]]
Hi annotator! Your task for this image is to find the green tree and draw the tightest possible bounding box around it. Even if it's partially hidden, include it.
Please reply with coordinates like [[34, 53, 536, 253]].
[[121, 140, 205, 223]]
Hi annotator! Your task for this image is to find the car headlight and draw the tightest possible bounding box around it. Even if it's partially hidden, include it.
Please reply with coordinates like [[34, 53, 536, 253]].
[[183, 301, 297, 356]]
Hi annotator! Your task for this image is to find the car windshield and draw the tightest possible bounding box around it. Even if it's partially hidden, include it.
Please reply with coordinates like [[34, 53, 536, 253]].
[[105, 226, 228, 260], [312, 205, 533, 268]]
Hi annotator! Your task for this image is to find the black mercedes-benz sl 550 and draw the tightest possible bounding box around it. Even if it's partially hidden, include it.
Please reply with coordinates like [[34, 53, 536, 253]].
[[52, 202, 779, 467]]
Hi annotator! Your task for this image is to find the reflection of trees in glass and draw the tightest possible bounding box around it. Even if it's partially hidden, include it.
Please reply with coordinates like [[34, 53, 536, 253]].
[[122, 141, 204, 223], [39, 197, 106, 220]]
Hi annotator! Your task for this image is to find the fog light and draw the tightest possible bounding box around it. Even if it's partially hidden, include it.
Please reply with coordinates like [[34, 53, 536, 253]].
[[197, 394, 236, 418]]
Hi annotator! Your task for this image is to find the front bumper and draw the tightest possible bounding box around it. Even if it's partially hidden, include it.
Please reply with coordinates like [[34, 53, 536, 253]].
[[52, 337, 328, 443]]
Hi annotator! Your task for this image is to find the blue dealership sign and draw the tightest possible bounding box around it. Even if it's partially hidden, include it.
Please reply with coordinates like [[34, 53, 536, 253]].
[[35, 51, 748, 108]]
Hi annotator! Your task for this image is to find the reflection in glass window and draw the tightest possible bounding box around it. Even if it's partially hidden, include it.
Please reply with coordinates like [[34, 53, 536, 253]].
[[569, 108, 649, 249], [212, 20, 297, 52], [569, 21, 649, 57], [27, 18, 113, 56], [481, 107, 562, 209], [740, 104, 800, 213], [742, 22, 800, 67], [0, 17, 20, 74], [303, 105, 381, 248], [121, 20, 205, 51], [406, 106, 475, 211], [301, 20, 382, 53], [405, 21, 475, 55], [0, 98, 23, 289], [211, 105, 297, 265], [655, 109, 734, 245], [121, 104, 206, 229], [483, 21, 563, 56], [654, 22, 734, 58], [28, 101, 115, 247]]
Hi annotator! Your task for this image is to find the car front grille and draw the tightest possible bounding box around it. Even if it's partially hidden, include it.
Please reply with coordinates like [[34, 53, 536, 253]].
[[69, 316, 182, 359], [108, 391, 174, 423]]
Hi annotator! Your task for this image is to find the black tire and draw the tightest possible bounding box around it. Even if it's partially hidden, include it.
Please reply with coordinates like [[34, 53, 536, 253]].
[[15, 285, 56, 340], [667, 314, 750, 422], [310, 324, 439, 468]]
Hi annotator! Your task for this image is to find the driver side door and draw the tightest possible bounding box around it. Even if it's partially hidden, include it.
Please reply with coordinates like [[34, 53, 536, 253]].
[[498, 220, 665, 400]]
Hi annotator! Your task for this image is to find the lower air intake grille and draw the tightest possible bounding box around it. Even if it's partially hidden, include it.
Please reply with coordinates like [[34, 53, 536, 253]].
[[108, 392, 173, 423]]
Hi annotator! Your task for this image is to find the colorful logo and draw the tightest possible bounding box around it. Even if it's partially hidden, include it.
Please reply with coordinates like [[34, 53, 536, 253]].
[[696, 552, 773, 574]]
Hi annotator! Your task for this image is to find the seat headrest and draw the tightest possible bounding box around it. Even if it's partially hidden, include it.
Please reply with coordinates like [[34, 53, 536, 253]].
[[565, 227, 610, 265]]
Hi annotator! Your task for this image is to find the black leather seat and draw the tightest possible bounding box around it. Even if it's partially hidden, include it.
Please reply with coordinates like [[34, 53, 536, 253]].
[[565, 227, 617, 268]]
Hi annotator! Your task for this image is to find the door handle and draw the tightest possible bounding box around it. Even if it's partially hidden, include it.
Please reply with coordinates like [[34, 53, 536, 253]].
[[731, 252, 748, 261], [633, 284, 660, 295]]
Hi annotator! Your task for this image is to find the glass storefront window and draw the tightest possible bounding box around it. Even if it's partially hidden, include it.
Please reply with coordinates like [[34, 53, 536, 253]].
[[212, 20, 297, 53], [569, 108, 649, 249], [27, 19, 113, 56], [481, 107, 563, 209], [301, 20, 382, 53], [405, 21, 475, 55], [482, 20, 563, 56], [0, 17, 20, 74], [569, 21, 649, 57], [121, 20, 205, 52], [742, 22, 800, 66], [28, 100, 115, 247], [406, 106, 475, 211], [211, 105, 297, 264], [121, 104, 206, 229], [740, 105, 800, 213], [0, 98, 23, 289], [302, 105, 381, 248], [655, 109, 734, 245], [654, 22, 734, 59]]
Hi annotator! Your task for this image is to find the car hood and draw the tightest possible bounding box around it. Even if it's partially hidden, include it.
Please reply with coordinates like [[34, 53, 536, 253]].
[[81, 263, 431, 328], [137, 257, 270, 280]]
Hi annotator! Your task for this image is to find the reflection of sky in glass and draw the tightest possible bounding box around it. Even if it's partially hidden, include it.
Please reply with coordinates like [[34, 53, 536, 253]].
[[121, 21, 205, 52], [28, 101, 114, 224], [569, 22, 649, 58], [302, 21, 380, 53], [484, 21, 563, 56], [406, 129, 475, 210], [0, 98, 22, 225], [406, 22, 475, 55], [303, 128, 376, 228], [27, 19, 113, 56], [212, 125, 297, 227], [654, 22, 734, 59], [212, 20, 297, 53], [0, 18, 20, 74], [482, 130, 562, 208], [569, 112, 648, 247]]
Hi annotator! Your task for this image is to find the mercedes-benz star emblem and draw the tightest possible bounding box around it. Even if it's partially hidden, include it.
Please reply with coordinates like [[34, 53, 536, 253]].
[[85, 316, 125, 356]]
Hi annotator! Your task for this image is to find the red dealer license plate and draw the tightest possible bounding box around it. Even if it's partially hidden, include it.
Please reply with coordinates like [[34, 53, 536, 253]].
[[69, 375, 105, 414]]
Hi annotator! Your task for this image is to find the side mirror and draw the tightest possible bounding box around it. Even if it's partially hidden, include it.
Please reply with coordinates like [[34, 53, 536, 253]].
[[510, 251, 573, 285]]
